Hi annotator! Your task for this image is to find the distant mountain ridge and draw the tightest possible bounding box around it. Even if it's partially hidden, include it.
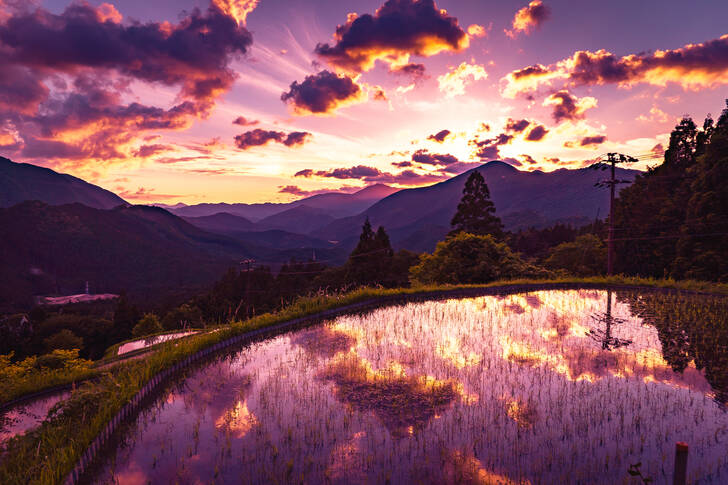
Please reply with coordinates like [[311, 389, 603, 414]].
[[0, 157, 127, 209], [312, 161, 641, 252], [169, 183, 399, 220]]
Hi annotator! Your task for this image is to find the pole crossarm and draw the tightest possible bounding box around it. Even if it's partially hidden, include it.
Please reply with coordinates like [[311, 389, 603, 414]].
[[588, 152, 639, 275]]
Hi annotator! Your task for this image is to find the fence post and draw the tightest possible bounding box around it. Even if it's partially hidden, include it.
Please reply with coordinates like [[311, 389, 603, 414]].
[[674, 442, 688, 485]]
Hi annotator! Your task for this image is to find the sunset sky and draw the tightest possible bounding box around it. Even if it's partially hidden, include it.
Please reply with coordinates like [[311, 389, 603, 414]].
[[2, 0, 728, 203]]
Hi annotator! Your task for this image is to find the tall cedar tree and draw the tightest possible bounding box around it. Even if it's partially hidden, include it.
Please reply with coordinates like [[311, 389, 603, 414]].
[[612, 99, 728, 280], [450, 171, 504, 239], [675, 101, 728, 280], [346, 218, 394, 286]]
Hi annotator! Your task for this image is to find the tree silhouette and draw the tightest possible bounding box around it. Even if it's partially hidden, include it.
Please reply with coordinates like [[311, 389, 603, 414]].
[[346, 218, 394, 286], [450, 171, 504, 239]]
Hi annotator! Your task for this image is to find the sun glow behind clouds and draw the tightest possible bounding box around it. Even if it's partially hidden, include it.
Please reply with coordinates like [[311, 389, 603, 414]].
[[212, 0, 259, 25], [3, 0, 726, 202]]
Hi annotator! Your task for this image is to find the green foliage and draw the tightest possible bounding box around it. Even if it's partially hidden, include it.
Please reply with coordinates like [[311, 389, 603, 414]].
[[132, 313, 163, 338], [674, 101, 728, 281], [344, 219, 397, 287], [613, 99, 728, 280], [508, 221, 607, 261], [410, 233, 548, 285], [111, 291, 141, 341], [450, 171, 504, 239], [0, 349, 92, 403], [161, 303, 202, 330], [43, 329, 83, 352], [545, 234, 606, 276]]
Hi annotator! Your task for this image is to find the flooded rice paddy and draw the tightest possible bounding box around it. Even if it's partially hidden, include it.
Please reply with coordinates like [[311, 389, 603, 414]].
[[91, 289, 728, 484], [0, 390, 70, 446], [116, 331, 199, 356]]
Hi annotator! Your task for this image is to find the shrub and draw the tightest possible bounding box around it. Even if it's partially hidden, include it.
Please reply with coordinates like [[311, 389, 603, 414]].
[[43, 329, 84, 352], [544, 234, 606, 276], [132, 313, 163, 338], [409, 233, 549, 285]]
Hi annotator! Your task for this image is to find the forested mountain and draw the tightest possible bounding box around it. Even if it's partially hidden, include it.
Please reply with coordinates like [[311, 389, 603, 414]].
[[313, 161, 640, 252], [613, 101, 728, 280], [0, 202, 253, 309], [0, 157, 127, 209]]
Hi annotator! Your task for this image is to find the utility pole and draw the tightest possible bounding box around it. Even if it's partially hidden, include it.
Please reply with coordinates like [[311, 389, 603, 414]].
[[591, 153, 638, 275], [240, 258, 255, 319]]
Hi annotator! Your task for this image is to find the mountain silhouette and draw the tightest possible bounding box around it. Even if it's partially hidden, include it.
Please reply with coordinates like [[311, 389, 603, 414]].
[[313, 161, 640, 251], [169, 183, 399, 220], [0, 156, 127, 209]]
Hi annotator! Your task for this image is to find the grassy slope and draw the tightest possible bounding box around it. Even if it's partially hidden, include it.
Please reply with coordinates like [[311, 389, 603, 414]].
[[1, 276, 727, 484]]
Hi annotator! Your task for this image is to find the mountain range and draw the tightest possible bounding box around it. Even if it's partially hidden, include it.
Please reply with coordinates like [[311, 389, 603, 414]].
[[0, 157, 640, 308], [310, 161, 640, 252], [1, 156, 127, 209], [165, 183, 398, 220]]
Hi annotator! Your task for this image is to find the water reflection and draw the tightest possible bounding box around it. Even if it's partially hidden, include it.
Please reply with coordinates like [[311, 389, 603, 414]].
[[91, 290, 728, 484], [116, 331, 198, 356], [0, 390, 71, 446]]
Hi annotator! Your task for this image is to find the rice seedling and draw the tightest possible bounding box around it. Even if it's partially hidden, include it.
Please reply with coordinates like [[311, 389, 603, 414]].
[[83, 289, 728, 484]]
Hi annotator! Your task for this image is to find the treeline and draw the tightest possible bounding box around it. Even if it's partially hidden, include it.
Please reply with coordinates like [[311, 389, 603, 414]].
[[613, 100, 728, 280]]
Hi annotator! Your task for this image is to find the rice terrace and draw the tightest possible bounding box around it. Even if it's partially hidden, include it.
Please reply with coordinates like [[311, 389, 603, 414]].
[[65, 287, 726, 484], [2, 0, 728, 484]]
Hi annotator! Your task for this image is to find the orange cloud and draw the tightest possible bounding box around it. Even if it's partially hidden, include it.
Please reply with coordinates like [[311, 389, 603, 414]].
[[543, 90, 598, 123], [281, 70, 365, 115], [505, 0, 551, 39], [314, 0, 469, 73], [503, 34, 728, 96], [437, 62, 488, 98]]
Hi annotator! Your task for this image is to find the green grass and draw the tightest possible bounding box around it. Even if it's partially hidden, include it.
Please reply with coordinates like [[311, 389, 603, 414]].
[[1, 276, 726, 484]]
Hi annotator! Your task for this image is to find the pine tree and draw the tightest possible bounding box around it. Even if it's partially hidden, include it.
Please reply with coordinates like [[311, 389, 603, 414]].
[[346, 218, 394, 286], [450, 171, 504, 239], [675, 100, 728, 280]]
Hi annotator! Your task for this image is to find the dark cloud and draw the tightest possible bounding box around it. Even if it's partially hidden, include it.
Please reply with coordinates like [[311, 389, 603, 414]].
[[134, 144, 173, 158], [390, 62, 427, 80], [373, 86, 388, 101], [545, 90, 596, 123], [469, 133, 514, 159], [233, 116, 259, 126], [0, 2, 252, 103], [295, 169, 314, 177], [505, 34, 728, 95], [505, 118, 530, 133], [392, 160, 413, 167], [234, 128, 312, 150], [412, 149, 459, 166], [506, 1, 551, 38], [511, 64, 549, 80], [548, 90, 579, 122], [294, 164, 447, 186], [525, 125, 548, 141], [579, 135, 607, 146], [278, 184, 360, 197], [318, 165, 381, 179], [314, 0, 468, 72], [281, 70, 362, 115], [520, 154, 537, 164], [0, 1, 253, 166], [502, 157, 522, 167], [427, 129, 451, 143]]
